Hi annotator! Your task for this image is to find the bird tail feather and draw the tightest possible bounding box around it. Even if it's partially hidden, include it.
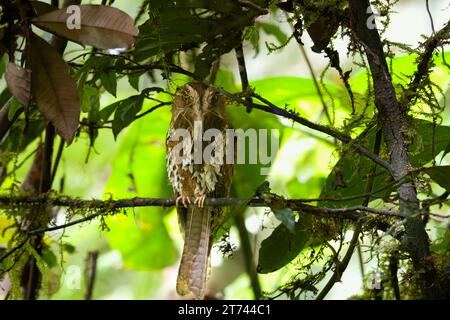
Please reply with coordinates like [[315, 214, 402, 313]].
[[176, 206, 211, 300]]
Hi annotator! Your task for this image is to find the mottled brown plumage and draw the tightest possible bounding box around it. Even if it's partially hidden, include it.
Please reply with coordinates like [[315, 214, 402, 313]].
[[166, 82, 234, 299]]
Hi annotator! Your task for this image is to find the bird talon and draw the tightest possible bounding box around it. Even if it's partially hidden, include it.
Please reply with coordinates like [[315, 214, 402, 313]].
[[176, 195, 191, 208], [194, 195, 206, 208]]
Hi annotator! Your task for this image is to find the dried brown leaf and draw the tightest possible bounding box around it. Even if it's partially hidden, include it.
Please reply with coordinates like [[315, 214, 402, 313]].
[[5, 62, 31, 107], [32, 5, 139, 49], [29, 34, 80, 144]]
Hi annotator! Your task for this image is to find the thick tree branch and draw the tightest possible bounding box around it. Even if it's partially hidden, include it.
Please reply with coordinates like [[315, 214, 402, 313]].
[[2, 193, 446, 267], [0, 194, 406, 218], [84, 251, 99, 300], [39, 124, 55, 194], [348, 0, 442, 299]]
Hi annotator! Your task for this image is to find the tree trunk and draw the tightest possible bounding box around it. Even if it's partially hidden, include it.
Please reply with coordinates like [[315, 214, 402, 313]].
[[348, 0, 442, 299]]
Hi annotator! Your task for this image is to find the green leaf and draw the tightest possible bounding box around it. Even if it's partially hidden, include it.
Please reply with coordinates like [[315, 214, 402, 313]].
[[100, 71, 117, 97], [107, 213, 176, 270], [424, 166, 450, 192], [41, 248, 58, 268], [8, 98, 23, 121], [99, 102, 119, 122], [80, 85, 99, 113], [62, 243, 76, 254], [258, 222, 309, 274], [105, 99, 176, 270], [273, 208, 295, 233], [257, 21, 288, 47], [0, 54, 7, 78], [409, 120, 450, 167], [128, 73, 142, 91], [442, 142, 450, 161], [112, 95, 144, 138]]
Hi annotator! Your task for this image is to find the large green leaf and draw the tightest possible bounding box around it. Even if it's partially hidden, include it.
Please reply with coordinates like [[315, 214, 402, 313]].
[[112, 94, 144, 138], [257, 220, 310, 274], [408, 120, 450, 167], [100, 71, 117, 97], [319, 125, 390, 208], [424, 166, 450, 192], [105, 102, 176, 270], [274, 208, 295, 233]]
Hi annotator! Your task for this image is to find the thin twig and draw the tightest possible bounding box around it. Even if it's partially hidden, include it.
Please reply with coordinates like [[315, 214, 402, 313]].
[[27, 211, 104, 235], [234, 213, 261, 299], [50, 138, 65, 186], [134, 102, 171, 120], [284, 11, 332, 124], [425, 0, 436, 35], [0, 236, 31, 266], [84, 251, 99, 300], [406, 19, 450, 101], [235, 44, 253, 113], [237, 0, 268, 14]]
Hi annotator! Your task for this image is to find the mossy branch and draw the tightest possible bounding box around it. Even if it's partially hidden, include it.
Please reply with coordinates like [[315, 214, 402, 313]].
[[0, 194, 406, 218]]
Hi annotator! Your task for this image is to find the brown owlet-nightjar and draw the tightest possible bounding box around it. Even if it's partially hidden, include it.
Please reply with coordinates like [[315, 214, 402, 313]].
[[166, 82, 234, 300]]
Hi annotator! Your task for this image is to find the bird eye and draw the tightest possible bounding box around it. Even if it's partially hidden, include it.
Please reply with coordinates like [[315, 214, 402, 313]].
[[208, 93, 217, 105]]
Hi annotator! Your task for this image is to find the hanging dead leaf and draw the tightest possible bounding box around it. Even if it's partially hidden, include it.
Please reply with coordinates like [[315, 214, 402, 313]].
[[29, 34, 80, 144], [5, 62, 31, 107], [32, 5, 139, 50]]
